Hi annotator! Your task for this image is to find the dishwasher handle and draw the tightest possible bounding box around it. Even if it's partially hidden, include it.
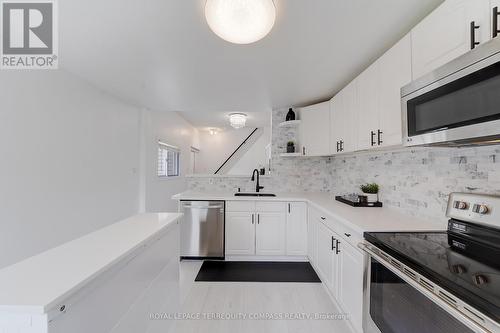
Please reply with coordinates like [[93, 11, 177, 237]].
[[182, 205, 224, 209]]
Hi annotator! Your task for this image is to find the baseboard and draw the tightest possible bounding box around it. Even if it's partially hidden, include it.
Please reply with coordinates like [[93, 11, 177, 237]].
[[225, 255, 308, 262]]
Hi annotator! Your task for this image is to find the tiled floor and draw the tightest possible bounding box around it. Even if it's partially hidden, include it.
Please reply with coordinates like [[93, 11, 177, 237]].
[[169, 261, 354, 333]]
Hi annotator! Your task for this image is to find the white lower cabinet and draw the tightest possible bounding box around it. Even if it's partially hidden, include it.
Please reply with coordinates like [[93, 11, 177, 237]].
[[225, 212, 256, 255], [225, 201, 306, 258], [337, 238, 364, 333], [308, 207, 364, 333], [286, 202, 308, 255], [255, 212, 286, 255], [316, 219, 337, 293], [307, 208, 318, 263]]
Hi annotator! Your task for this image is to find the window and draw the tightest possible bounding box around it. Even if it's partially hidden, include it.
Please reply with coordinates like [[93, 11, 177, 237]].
[[157, 142, 180, 177], [189, 146, 200, 174]]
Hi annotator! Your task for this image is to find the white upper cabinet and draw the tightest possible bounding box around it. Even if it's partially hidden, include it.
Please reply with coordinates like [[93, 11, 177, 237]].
[[411, 0, 491, 80], [378, 34, 413, 147], [355, 34, 412, 150], [300, 101, 331, 156], [356, 62, 380, 151], [492, 0, 500, 39], [330, 80, 357, 154]]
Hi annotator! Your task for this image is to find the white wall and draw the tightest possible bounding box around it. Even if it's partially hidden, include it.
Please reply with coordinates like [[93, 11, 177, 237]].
[[228, 127, 271, 175], [196, 128, 258, 174], [143, 110, 198, 212], [0, 70, 141, 269]]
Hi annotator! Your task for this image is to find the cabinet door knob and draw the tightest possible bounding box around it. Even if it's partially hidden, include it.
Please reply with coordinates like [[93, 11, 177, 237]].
[[494, 7, 500, 38], [470, 21, 480, 50]]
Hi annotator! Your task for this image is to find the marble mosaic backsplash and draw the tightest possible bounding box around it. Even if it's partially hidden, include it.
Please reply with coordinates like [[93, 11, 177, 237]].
[[331, 145, 500, 223], [187, 109, 500, 223]]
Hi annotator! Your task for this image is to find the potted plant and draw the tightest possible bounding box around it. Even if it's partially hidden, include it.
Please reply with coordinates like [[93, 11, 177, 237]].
[[287, 141, 295, 153], [360, 183, 379, 203]]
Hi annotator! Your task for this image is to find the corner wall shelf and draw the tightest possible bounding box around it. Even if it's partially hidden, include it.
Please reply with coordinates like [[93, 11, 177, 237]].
[[278, 120, 301, 128], [280, 153, 304, 157]]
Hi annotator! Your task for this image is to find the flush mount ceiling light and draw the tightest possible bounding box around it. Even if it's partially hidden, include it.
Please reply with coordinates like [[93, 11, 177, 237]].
[[205, 0, 276, 44], [229, 113, 247, 129]]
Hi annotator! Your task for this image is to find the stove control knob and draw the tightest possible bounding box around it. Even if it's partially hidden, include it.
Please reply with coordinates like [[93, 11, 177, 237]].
[[473, 274, 488, 286], [451, 264, 466, 274], [454, 201, 469, 210], [473, 204, 489, 215]]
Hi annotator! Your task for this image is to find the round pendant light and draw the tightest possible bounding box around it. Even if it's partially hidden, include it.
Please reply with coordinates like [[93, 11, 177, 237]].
[[205, 0, 276, 44]]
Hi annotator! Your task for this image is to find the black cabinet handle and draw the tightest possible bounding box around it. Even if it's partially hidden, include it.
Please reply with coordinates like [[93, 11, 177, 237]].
[[336, 141, 340, 153], [471, 21, 480, 49], [302, 146, 306, 155], [344, 233, 351, 237], [340, 140, 344, 152], [320, 216, 326, 220], [494, 7, 500, 38], [257, 214, 260, 224], [335, 240, 341, 254], [377, 130, 383, 145], [252, 214, 254, 225], [288, 203, 291, 214], [370, 131, 376, 146], [332, 236, 336, 251]]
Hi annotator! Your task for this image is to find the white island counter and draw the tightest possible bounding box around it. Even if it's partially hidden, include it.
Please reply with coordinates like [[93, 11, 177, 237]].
[[0, 213, 182, 333]]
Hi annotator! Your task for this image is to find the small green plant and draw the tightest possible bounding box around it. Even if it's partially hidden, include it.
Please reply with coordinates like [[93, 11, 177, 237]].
[[287, 141, 294, 146], [360, 183, 379, 194]]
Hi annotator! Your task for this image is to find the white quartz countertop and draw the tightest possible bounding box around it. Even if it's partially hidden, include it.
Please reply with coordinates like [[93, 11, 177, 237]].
[[0, 213, 182, 315], [173, 191, 445, 233]]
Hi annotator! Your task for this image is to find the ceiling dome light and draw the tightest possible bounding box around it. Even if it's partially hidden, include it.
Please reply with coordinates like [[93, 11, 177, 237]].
[[205, 0, 276, 44], [229, 113, 247, 129]]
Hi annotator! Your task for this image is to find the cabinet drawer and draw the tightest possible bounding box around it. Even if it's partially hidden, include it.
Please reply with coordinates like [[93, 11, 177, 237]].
[[336, 222, 362, 248], [226, 201, 256, 212], [255, 201, 287, 212]]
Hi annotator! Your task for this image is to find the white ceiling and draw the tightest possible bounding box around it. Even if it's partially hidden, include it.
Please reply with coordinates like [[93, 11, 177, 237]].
[[60, 0, 444, 116], [180, 111, 271, 130]]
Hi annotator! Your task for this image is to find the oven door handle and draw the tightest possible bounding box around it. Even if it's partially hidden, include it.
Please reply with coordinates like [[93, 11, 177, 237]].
[[357, 242, 497, 333]]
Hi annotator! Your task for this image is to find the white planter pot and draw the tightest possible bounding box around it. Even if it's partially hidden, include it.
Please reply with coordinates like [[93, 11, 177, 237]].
[[365, 193, 378, 203]]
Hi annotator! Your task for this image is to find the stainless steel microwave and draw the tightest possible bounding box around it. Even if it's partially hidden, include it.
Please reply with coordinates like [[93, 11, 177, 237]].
[[402, 37, 500, 147]]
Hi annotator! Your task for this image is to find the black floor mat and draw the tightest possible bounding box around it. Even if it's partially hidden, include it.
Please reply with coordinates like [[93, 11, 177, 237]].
[[195, 261, 321, 282]]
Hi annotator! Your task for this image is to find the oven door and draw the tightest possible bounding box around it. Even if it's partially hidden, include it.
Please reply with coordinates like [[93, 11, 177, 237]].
[[360, 244, 493, 333]]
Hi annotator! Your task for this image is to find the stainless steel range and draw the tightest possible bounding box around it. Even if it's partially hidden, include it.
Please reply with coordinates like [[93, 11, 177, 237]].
[[361, 193, 500, 333]]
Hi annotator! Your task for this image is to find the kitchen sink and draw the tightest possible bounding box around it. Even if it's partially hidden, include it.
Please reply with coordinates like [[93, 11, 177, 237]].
[[234, 193, 277, 197]]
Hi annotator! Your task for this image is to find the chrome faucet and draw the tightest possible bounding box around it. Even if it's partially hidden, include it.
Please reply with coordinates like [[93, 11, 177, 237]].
[[251, 169, 264, 193]]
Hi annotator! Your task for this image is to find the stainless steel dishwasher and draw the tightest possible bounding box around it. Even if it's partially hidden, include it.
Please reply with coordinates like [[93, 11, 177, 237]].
[[179, 201, 225, 259]]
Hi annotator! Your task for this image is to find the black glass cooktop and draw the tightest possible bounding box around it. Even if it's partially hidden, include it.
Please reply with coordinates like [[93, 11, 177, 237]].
[[365, 220, 500, 323]]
